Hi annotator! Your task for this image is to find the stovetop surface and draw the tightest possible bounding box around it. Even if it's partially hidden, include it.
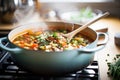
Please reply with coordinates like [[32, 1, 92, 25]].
[[0, 38, 99, 80]]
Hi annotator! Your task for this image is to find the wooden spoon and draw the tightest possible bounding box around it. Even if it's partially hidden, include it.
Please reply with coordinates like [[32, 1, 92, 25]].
[[62, 12, 110, 42]]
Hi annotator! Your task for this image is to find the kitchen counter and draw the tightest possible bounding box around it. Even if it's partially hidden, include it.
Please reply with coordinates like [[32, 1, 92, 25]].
[[0, 12, 120, 80], [90, 17, 120, 80]]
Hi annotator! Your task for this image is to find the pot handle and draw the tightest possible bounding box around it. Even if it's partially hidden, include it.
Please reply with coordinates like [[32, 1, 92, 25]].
[[0, 37, 21, 53], [78, 32, 108, 53]]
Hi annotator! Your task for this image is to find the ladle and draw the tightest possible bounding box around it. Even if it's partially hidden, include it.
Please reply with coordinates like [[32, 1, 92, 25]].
[[62, 12, 109, 42]]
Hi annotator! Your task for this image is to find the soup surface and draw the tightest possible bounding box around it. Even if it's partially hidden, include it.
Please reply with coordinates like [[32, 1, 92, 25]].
[[12, 29, 91, 52]]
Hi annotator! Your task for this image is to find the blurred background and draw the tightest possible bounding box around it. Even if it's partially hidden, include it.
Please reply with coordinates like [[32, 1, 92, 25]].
[[0, 0, 120, 24], [0, 0, 120, 36], [39, 0, 120, 18]]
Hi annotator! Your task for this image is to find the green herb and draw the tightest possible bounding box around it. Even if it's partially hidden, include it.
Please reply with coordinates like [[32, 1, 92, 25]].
[[36, 33, 49, 46], [107, 54, 120, 80]]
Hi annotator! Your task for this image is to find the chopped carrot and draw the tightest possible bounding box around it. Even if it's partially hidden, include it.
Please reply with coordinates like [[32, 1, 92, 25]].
[[20, 41, 24, 44], [20, 43, 25, 48], [61, 42, 67, 46], [59, 40, 67, 47], [31, 43, 38, 49]]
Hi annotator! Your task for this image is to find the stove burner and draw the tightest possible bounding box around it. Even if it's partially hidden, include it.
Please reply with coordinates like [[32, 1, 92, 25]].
[[0, 42, 99, 80]]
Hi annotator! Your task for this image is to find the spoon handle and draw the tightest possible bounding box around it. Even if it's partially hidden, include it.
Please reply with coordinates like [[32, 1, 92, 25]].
[[66, 12, 110, 42], [71, 12, 109, 35], [65, 12, 110, 42]]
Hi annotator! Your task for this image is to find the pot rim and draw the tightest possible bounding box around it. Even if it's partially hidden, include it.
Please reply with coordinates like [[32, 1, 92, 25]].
[[8, 21, 98, 53]]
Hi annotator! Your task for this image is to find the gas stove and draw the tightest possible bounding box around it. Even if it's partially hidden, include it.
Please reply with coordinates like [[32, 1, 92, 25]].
[[0, 36, 99, 80]]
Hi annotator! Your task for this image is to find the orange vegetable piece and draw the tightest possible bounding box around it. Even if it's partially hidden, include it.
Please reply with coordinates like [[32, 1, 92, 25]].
[[31, 43, 38, 49]]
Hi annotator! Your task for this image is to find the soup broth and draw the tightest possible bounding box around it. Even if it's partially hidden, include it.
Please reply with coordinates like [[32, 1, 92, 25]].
[[12, 29, 91, 52]]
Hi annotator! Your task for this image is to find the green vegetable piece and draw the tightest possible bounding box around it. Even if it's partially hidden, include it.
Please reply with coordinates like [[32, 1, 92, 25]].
[[52, 32, 58, 38]]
